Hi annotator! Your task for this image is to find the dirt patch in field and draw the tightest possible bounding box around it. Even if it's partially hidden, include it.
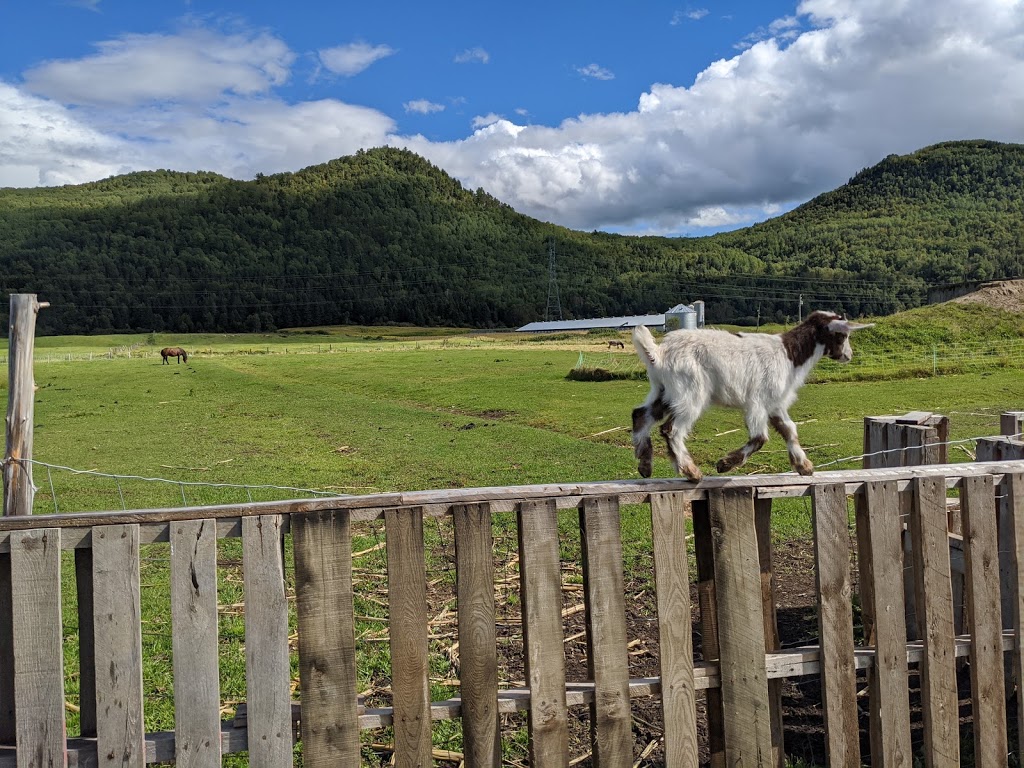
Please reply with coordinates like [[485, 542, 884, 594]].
[[950, 278, 1024, 313]]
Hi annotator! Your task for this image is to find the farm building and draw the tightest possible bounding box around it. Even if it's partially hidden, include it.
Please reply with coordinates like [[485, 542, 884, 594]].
[[518, 300, 705, 333]]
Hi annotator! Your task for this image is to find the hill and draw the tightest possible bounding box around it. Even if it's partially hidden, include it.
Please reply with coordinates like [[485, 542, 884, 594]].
[[1, 140, 1023, 335]]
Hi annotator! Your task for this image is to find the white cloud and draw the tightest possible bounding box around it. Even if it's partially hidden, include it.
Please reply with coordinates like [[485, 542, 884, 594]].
[[402, 0, 1024, 231], [24, 28, 294, 106], [5, 0, 1024, 236], [319, 42, 396, 76], [672, 8, 709, 24], [454, 47, 489, 64], [576, 63, 615, 81], [404, 99, 445, 114], [471, 113, 504, 129]]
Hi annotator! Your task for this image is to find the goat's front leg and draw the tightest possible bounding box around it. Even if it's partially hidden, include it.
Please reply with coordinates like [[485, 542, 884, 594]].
[[770, 413, 813, 475], [716, 410, 769, 473]]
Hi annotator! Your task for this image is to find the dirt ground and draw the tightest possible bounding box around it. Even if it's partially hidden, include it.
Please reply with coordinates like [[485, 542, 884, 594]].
[[951, 278, 1024, 312]]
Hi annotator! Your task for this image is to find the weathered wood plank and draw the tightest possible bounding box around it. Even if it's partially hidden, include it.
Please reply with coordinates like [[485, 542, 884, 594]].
[[170, 519, 222, 768], [755, 497, 785, 768], [960, 475, 1008, 766], [292, 509, 360, 768], [241, 515, 292, 768], [709, 488, 772, 767], [909, 477, 959, 768], [10, 527, 66, 768], [811, 484, 860, 768], [650, 493, 698, 768], [0, 553, 14, 744], [1006, 473, 1024, 759], [384, 507, 432, 768], [451, 503, 500, 768], [693, 499, 724, 768], [517, 499, 569, 768], [580, 496, 631, 767], [74, 548, 97, 738], [92, 524, 145, 768], [863, 480, 912, 767]]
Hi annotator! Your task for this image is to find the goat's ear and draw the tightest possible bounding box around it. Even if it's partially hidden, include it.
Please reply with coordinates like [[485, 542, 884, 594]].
[[828, 319, 875, 333]]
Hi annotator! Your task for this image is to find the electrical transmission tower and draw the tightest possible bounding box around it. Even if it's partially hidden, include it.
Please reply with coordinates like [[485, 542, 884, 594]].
[[545, 237, 563, 322]]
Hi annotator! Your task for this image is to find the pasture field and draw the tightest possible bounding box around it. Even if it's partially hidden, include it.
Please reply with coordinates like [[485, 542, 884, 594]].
[[5, 325, 1024, 764]]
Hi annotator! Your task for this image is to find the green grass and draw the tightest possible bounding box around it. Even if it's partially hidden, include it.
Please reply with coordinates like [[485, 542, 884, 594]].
[[7, 324, 1024, 764]]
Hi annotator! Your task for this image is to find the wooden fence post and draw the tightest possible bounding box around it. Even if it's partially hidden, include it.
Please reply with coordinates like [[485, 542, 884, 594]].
[[4, 293, 48, 517]]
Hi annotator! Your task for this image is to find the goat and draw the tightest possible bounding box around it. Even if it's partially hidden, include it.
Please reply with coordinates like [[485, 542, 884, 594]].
[[631, 311, 873, 480]]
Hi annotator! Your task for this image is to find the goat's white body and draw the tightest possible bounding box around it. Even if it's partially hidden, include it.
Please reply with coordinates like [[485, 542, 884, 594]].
[[630, 320, 848, 479], [636, 327, 822, 416]]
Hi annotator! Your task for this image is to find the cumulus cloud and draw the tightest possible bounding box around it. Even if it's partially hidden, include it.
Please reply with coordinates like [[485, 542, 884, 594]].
[[319, 41, 396, 76], [24, 28, 294, 106], [576, 63, 615, 80], [454, 47, 489, 64], [404, 99, 445, 114], [402, 0, 1024, 231], [4, 0, 1024, 236]]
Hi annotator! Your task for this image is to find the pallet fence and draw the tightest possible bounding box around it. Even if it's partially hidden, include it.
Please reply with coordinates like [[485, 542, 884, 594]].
[[0, 459, 1021, 766]]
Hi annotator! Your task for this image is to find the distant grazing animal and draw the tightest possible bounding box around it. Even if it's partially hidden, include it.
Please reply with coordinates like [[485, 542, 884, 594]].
[[608, 340, 625, 349], [631, 311, 873, 480], [161, 347, 188, 365]]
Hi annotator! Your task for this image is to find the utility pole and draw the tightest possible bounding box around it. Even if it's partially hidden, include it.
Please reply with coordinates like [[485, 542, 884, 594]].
[[545, 237, 563, 322], [798, 294, 803, 323], [756, 303, 761, 330]]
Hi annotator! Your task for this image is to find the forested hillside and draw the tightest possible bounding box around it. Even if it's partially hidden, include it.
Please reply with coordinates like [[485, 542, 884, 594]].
[[1, 140, 1023, 335]]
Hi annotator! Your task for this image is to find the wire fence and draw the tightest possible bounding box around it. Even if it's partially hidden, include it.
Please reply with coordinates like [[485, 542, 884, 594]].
[[574, 337, 1024, 382]]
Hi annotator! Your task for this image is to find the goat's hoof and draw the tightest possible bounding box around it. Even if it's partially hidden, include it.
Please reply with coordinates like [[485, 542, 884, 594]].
[[715, 458, 733, 473], [638, 460, 653, 478], [796, 461, 814, 476], [680, 464, 703, 482]]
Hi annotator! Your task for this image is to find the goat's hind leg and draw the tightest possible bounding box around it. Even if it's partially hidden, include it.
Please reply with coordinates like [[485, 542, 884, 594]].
[[716, 410, 769, 473], [659, 410, 703, 481], [631, 387, 668, 478]]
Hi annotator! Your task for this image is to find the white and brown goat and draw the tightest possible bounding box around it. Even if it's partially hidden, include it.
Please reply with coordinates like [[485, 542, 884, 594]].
[[631, 311, 873, 480]]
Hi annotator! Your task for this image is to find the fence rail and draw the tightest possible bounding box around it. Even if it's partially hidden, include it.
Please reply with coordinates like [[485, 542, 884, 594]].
[[0, 460, 1023, 766]]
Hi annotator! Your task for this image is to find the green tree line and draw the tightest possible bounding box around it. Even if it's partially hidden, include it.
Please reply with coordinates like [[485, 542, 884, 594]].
[[1, 140, 1022, 335]]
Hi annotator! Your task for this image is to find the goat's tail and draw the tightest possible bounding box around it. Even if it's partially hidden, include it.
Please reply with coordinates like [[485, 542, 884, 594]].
[[632, 324, 661, 371]]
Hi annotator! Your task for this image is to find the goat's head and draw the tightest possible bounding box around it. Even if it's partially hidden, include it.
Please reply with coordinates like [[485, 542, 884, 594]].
[[806, 311, 874, 363]]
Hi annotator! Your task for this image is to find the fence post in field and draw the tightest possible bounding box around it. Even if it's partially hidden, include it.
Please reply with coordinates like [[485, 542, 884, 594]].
[[1000, 410, 1024, 438], [4, 293, 49, 517], [1, 294, 49, 745]]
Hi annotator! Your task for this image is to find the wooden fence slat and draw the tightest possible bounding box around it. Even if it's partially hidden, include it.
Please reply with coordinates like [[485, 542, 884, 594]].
[[708, 488, 772, 767], [10, 527, 66, 768], [517, 499, 569, 768], [960, 475, 1008, 767], [650, 493, 698, 768], [755, 498, 785, 768], [170, 519, 222, 767], [74, 548, 97, 738], [293, 509, 360, 768], [693, 500, 724, 768], [384, 507, 432, 768], [242, 515, 292, 768], [580, 496, 632, 767], [863, 480, 912, 767], [909, 477, 959, 768], [452, 503, 500, 768], [0, 553, 14, 744], [1006, 473, 1024, 758], [93, 524, 145, 768], [810, 484, 860, 768]]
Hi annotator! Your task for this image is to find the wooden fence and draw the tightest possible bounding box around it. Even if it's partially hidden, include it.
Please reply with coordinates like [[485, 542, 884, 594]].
[[0, 460, 1023, 767]]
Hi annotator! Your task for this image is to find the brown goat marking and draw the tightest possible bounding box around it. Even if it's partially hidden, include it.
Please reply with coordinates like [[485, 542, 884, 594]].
[[659, 416, 678, 469], [780, 311, 848, 366], [769, 415, 796, 442]]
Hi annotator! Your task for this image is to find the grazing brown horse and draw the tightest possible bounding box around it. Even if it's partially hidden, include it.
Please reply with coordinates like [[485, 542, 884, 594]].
[[161, 347, 188, 364]]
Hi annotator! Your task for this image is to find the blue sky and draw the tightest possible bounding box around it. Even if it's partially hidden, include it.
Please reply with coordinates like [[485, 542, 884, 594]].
[[2, 0, 1023, 235]]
